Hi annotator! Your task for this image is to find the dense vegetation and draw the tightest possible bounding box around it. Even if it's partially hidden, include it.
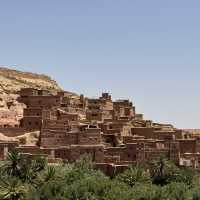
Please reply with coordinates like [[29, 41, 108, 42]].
[[1, 151, 200, 200]]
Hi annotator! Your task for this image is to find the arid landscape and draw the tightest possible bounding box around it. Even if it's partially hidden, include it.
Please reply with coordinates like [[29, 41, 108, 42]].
[[0, 67, 76, 146], [0, 67, 200, 199], [1, 1, 200, 199], [0, 66, 199, 172]]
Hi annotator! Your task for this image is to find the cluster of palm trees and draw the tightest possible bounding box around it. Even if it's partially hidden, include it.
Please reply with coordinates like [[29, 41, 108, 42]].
[[0, 150, 200, 200]]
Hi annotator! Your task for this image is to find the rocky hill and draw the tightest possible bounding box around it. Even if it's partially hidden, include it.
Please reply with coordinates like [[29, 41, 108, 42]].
[[0, 66, 65, 127], [0, 67, 61, 93]]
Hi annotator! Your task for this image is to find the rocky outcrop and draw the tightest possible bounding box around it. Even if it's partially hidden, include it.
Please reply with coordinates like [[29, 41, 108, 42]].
[[0, 93, 25, 127], [0, 66, 64, 127], [0, 66, 61, 93]]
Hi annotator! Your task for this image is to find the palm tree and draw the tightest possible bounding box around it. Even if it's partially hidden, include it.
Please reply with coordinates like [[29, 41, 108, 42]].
[[44, 166, 56, 182], [31, 156, 47, 174], [0, 177, 27, 200], [19, 155, 47, 184], [4, 150, 21, 178], [150, 156, 179, 186], [116, 165, 151, 187]]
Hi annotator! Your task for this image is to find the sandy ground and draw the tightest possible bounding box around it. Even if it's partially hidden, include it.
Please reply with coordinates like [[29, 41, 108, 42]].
[[0, 131, 39, 146]]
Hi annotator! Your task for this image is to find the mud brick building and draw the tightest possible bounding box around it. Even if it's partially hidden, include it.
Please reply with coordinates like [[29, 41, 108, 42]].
[[0, 141, 18, 160], [18, 88, 62, 130], [113, 100, 135, 120], [1, 88, 200, 176]]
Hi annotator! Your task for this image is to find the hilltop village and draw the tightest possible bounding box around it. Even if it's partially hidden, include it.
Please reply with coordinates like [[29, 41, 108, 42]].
[[0, 88, 199, 176]]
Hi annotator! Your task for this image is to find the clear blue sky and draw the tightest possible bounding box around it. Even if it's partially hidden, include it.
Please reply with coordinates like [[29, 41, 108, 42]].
[[0, 0, 200, 128]]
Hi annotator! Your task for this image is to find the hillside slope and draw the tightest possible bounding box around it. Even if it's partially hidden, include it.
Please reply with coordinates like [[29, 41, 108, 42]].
[[0, 67, 61, 93], [0, 66, 65, 127]]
